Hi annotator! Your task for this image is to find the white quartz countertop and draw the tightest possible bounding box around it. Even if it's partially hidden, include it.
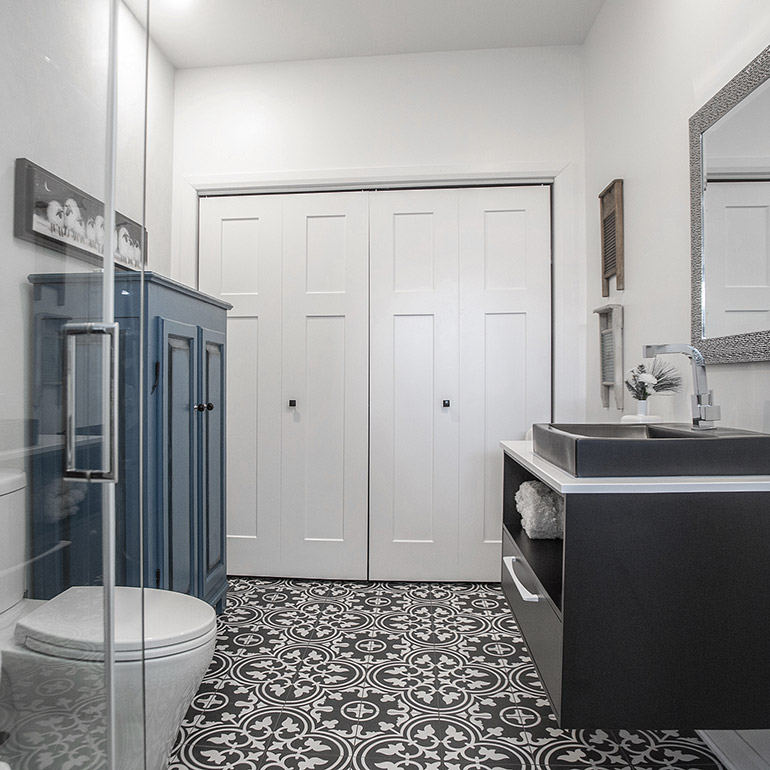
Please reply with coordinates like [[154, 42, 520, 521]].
[[501, 440, 770, 494]]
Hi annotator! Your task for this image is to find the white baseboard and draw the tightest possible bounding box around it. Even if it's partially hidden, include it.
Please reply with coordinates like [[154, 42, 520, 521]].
[[698, 730, 770, 770]]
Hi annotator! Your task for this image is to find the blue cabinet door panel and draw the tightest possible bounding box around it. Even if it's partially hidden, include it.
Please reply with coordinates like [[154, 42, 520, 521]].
[[160, 319, 199, 596], [200, 327, 227, 608]]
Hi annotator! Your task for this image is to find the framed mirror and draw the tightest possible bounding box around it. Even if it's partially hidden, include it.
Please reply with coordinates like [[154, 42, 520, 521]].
[[690, 44, 770, 362]]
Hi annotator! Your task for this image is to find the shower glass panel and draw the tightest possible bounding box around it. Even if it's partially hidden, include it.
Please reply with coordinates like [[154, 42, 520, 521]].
[[0, 1, 149, 768]]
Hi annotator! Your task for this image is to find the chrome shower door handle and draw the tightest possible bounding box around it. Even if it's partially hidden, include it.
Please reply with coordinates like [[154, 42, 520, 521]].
[[64, 322, 120, 483]]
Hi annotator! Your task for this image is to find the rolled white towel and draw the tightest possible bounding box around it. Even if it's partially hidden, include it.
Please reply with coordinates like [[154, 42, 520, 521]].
[[515, 480, 564, 539]]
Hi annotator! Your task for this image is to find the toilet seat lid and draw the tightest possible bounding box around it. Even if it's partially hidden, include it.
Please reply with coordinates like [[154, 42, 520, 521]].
[[15, 586, 216, 662]]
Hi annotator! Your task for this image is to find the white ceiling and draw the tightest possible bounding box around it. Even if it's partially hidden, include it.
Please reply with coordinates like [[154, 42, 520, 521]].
[[125, 0, 605, 70]]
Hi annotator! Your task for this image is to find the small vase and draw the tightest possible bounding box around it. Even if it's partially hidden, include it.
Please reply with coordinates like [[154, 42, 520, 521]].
[[620, 399, 663, 424]]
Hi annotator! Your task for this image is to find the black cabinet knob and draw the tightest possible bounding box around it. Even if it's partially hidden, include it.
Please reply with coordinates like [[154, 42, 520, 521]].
[[442, 400, 451, 408], [288, 399, 297, 408], [194, 403, 206, 412], [206, 402, 215, 411]]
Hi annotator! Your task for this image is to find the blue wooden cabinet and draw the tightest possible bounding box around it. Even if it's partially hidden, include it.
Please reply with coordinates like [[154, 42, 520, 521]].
[[28, 271, 229, 612]]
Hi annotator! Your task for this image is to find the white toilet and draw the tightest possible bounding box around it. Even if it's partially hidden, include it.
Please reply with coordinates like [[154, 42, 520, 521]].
[[0, 469, 218, 770]]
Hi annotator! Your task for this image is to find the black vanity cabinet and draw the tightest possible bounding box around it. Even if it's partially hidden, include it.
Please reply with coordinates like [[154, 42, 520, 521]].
[[29, 272, 230, 612], [501, 441, 770, 729]]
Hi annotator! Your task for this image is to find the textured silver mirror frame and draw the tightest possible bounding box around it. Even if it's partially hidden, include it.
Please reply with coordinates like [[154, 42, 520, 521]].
[[690, 44, 770, 363]]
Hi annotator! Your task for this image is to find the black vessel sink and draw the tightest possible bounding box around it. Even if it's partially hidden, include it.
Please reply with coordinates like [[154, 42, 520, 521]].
[[532, 422, 770, 477]]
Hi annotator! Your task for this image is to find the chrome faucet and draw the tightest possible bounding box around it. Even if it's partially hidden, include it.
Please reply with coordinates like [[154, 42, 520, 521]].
[[641, 343, 721, 430]]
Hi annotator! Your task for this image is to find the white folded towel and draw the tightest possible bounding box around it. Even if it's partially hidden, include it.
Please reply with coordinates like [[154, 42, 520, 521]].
[[515, 480, 564, 539]]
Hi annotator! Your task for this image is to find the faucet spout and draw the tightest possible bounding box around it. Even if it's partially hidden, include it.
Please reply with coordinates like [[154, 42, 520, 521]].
[[641, 343, 720, 429]]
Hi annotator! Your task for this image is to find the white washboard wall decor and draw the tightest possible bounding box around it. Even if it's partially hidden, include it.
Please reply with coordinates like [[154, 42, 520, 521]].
[[593, 304, 624, 409]]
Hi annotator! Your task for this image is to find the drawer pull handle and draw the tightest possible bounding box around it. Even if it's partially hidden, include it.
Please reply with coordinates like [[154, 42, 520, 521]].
[[503, 556, 540, 603]]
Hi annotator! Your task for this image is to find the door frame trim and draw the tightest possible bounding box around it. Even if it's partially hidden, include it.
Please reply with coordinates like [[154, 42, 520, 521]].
[[186, 163, 561, 196]]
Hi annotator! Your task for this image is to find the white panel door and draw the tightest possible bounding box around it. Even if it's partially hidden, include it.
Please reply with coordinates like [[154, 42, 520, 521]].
[[369, 189, 461, 581], [198, 195, 283, 575], [704, 181, 770, 338], [199, 192, 369, 579], [280, 193, 369, 578], [457, 186, 552, 581]]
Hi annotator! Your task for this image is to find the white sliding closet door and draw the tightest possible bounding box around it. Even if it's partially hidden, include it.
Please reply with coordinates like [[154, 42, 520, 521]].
[[201, 186, 549, 583], [369, 190, 461, 581], [280, 193, 369, 578], [369, 186, 551, 582], [199, 195, 283, 576], [199, 193, 369, 579]]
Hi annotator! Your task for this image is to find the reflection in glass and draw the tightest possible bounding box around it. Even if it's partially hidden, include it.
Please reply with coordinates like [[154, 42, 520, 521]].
[[701, 73, 770, 339]]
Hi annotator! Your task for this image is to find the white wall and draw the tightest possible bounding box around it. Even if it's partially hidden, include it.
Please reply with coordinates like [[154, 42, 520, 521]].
[[0, 0, 111, 458], [583, 0, 770, 430], [171, 46, 589, 421], [117, 3, 176, 275], [0, 1, 174, 460], [144, 41, 175, 275]]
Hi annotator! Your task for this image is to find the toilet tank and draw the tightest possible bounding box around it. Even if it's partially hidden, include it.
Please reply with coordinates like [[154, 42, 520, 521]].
[[0, 469, 27, 615]]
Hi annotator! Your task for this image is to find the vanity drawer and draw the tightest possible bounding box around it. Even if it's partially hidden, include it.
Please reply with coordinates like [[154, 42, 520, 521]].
[[501, 530, 563, 714]]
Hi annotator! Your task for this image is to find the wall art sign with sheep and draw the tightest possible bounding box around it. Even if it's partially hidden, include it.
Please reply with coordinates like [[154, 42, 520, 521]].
[[14, 158, 145, 270]]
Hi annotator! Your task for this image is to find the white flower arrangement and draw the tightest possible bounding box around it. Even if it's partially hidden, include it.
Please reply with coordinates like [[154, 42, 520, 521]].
[[625, 359, 682, 401]]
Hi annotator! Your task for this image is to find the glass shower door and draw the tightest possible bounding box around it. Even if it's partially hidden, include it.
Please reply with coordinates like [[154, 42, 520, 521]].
[[0, 1, 149, 768]]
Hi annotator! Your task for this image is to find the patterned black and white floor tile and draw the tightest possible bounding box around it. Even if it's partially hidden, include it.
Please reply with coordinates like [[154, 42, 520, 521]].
[[167, 578, 727, 770]]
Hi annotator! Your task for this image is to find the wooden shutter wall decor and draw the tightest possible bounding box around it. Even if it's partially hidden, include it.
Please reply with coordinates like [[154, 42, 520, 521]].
[[599, 179, 624, 297]]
